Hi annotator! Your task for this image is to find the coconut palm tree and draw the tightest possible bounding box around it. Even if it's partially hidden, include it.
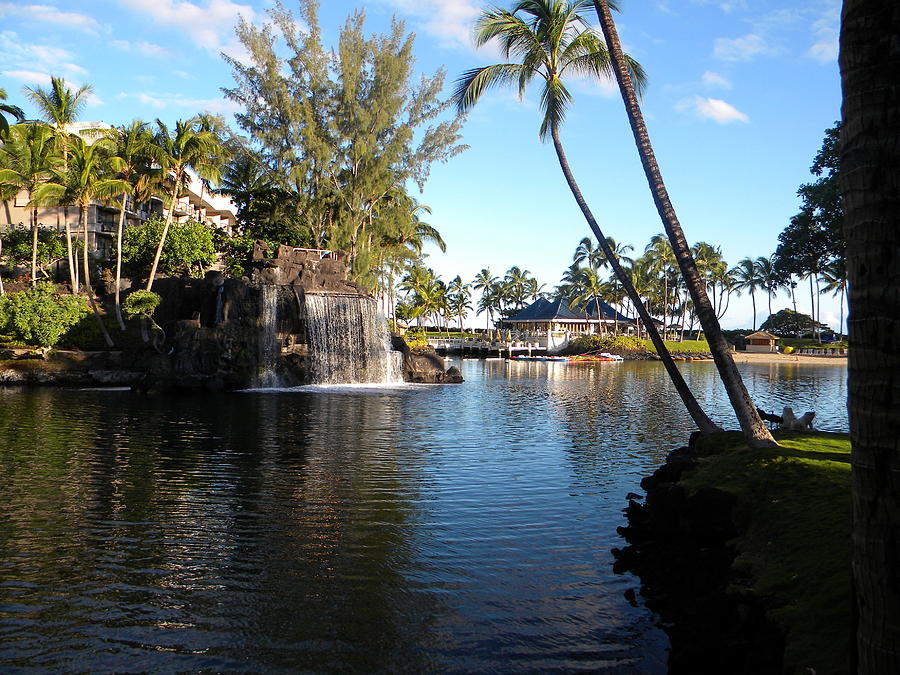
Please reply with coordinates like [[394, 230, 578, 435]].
[[645, 234, 678, 337], [839, 0, 900, 665], [591, 0, 774, 445], [731, 257, 765, 331], [103, 120, 156, 329], [503, 266, 533, 310], [574, 236, 606, 272], [24, 76, 95, 289], [819, 259, 846, 339], [146, 117, 222, 290], [0, 88, 24, 139], [755, 255, 784, 323], [0, 123, 58, 287], [454, 0, 720, 434], [472, 268, 499, 330], [447, 275, 472, 332], [36, 135, 128, 347]]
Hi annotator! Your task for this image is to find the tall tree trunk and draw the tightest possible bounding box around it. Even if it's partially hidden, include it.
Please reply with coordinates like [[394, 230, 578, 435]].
[[80, 204, 114, 348], [0, 236, 4, 296], [114, 194, 128, 330], [550, 123, 720, 434], [839, 284, 845, 339], [63, 209, 77, 293], [593, 0, 774, 446], [30, 204, 38, 286], [751, 289, 757, 331], [841, 0, 900, 669], [146, 181, 178, 291]]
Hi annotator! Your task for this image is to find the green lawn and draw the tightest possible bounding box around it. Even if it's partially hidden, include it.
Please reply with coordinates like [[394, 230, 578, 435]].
[[641, 338, 711, 354], [682, 431, 851, 674], [779, 337, 848, 350]]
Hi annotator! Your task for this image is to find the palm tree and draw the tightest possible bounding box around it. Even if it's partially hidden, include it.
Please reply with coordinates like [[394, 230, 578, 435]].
[[447, 275, 473, 332], [36, 135, 128, 347], [146, 117, 222, 290], [573, 236, 606, 272], [819, 259, 846, 339], [104, 120, 155, 328], [503, 265, 533, 310], [0, 88, 25, 139], [0, 123, 58, 287], [645, 233, 678, 336], [25, 76, 95, 289], [571, 266, 606, 333], [731, 257, 764, 331], [454, 0, 720, 434], [755, 255, 784, 323], [839, 1, 900, 665], [472, 268, 499, 330], [591, 0, 774, 446]]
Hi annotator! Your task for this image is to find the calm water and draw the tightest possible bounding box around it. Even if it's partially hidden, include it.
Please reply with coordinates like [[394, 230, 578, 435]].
[[0, 359, 847, 673]]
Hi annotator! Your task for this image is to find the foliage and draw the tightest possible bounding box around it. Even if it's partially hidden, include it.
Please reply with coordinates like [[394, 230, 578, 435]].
[[122, 215, 216, 278], [403, 327, 428, 349], [566, 333, 647, 354], [683, 431, 851, 673], [0, 225, 68, 275], [760, 309, 830, 337], [0, 283, 88, 346], [223, 0, 465, 282], [121, 290, 161, 319], [213, 230, 262, 278]]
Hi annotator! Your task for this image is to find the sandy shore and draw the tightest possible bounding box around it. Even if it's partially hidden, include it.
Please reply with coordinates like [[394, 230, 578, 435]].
[[730, 351, 847, 366]]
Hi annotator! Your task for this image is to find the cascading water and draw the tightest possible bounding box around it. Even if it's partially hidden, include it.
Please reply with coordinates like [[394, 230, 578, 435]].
[[256, 284, 281, 387], [303, 294, 403, 384]]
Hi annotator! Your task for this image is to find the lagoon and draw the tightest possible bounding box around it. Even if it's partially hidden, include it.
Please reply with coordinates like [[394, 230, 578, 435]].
[[0, 359, 846, 672]]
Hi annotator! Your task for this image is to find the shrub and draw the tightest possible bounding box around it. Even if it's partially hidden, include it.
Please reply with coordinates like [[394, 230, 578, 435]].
[[0, 283, 89, 347], [122, 215, 216, 278], [122, 290, 161, 319], [0, 225, 70, 278], [404, 327, 428, 349], [567, 334, 647, 354]]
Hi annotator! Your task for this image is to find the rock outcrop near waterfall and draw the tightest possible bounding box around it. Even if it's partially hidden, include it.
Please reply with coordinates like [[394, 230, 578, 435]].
[[0, 244, 462, 391]]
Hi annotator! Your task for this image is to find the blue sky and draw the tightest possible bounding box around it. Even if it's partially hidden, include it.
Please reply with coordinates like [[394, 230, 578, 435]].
[[0, 0, 843, 330]]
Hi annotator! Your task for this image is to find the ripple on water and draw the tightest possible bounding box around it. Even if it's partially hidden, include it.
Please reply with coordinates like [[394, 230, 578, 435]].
[[0, 360, 846, 672]]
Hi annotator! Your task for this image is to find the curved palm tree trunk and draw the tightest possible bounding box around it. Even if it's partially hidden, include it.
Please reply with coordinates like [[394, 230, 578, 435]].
[[63, 214, 78, 293], [550, 124, 720, 434], [114, 194, 128, 330], [30, 205, 38, 286], [750, 289, 757, 331], [840, 0, 900, 668], [147, 183, 178, 291], [593, 0, 774, 446], [80, 204, 114, 348]]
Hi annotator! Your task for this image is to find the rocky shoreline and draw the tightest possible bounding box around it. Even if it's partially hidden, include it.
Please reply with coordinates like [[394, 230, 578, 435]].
[[613, 435, 785, 673]]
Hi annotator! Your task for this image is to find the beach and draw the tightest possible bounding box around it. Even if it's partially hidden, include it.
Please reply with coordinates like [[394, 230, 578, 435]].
[[731, 351, 848, 366]]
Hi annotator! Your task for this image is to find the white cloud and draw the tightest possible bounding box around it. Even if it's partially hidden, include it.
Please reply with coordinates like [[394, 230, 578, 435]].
[[0, 3, 103, 33], [369, 0, 481, 50], [713, 33, 781, 61], [129, 91, 241, 115], [677, 96, 749, 124], [807, 6, 838, 63], [0, 30, 89, 81], [701, 71, 731, 89], [1, 69, 52, 86], [111, 39, 172, 58], [115, 0, 256, 54]]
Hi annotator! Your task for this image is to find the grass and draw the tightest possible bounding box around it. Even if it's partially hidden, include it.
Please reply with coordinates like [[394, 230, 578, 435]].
[[681, 431, 851, 674], [779, 337, 848, 350], [641, 338, 711, 354]]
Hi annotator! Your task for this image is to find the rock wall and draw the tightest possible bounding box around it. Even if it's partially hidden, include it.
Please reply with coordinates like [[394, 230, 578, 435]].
[[613, 436, 784, 673]]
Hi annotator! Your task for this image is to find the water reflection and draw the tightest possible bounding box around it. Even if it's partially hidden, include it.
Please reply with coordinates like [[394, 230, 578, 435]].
[[0, 360, 846, 672]]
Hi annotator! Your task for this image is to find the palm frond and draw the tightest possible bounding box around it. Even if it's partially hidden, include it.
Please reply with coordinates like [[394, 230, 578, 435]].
[[452, 64, 527, 113], [538, 75, 572, 139]]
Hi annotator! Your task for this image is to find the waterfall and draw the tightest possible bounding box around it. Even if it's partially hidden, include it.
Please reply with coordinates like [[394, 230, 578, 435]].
[[256, 284, 281, 387], [304, 294, 403, 384]]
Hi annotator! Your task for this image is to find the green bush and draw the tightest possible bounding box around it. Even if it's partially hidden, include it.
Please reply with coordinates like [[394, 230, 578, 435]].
[[404, 327, 428, 349], [122, 215, 216, 278], [0, 283, 89, 347], [567, 334, 647, 354], [122, 290, 161, 319], [0, 225, 70, 278]]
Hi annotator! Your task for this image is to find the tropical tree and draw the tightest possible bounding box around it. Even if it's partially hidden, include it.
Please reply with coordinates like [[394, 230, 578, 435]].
[[819, 259, 846, 340], [0, 88, 25, 139], [446, 275, 472, 332], [103, 120, 155, 328], [454, 0, 720, 434], [570, 266, 606, 333], [591, 0, 774, 445], [730, 257, 765, 331], [145, 117, 222, 290], [472, 268, 499, 330], [0, 123, 58, 286], [36, 135, 128, 347], [24, 76, 96, 288], [644, 233, 678, 335], [839, 2, 900, 667], [503, 265, 534, 310], [755, 255, 784, 322]]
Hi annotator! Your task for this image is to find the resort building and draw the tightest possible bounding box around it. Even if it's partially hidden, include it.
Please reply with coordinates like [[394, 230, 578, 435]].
[[504, 297, 633, 334], [1, 121, 237, 265], [744, 330, 780, 353]]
